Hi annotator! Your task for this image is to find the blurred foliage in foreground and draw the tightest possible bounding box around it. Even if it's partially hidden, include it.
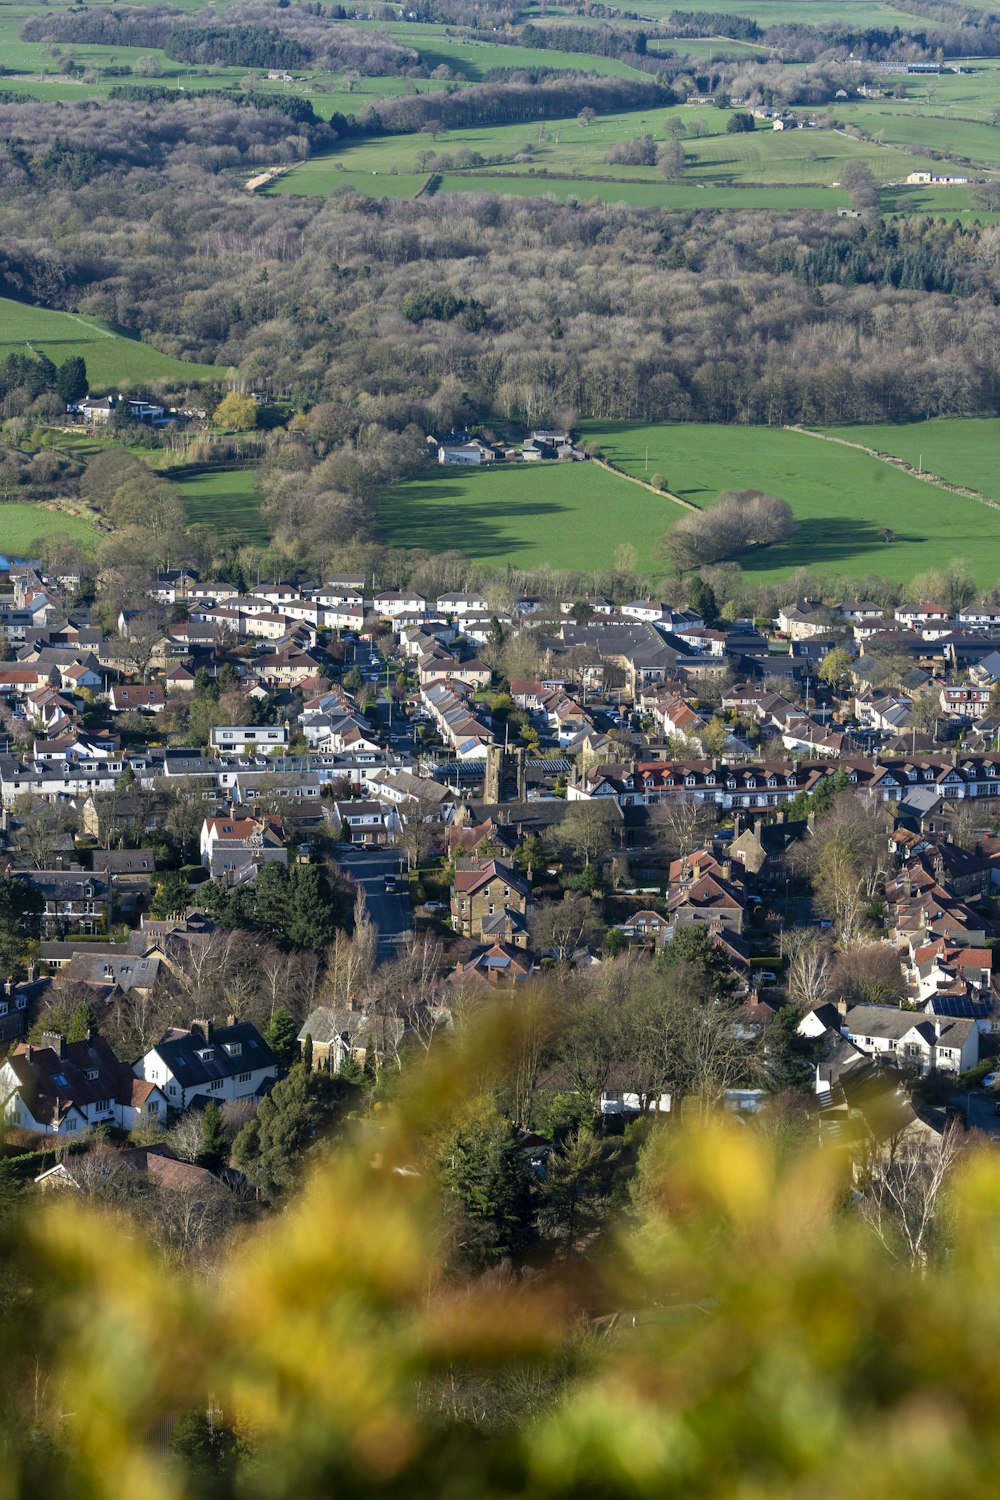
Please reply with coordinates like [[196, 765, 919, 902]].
[[2, 1010, 999, 1500]]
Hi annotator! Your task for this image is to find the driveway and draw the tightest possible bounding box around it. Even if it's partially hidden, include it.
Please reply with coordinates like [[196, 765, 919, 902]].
[[336, 846, 410, 965]]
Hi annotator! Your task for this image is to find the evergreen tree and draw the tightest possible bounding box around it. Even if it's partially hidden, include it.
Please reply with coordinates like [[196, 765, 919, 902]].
[[55, 355, 88, 404], [264, 1007, 299, 1066], [170, 1408, 239, 1498], [440, 1108, 535, 1268], [66, 1001, 97, 1043], [0, 870, 43, 980], [196, 1100, 228, 1174], [536, 1129, 622, 1254], [232, 1064, 344, 1202], [302, 1033, 313, 1072], [151, 869, 191, 919], [285, 863, 338, 949]]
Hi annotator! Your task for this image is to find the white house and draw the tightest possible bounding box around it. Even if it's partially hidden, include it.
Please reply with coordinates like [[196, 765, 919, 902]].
[[374, 590, 427, 620], [133, 1020, 279, 1110], [1, 1033, 167, 1137], [210, 724, 289, 752], [799, 1001, 978, 1076]]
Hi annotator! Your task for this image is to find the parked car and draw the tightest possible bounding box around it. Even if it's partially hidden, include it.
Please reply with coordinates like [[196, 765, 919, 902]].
[[982, 1072, 1000, 1089]]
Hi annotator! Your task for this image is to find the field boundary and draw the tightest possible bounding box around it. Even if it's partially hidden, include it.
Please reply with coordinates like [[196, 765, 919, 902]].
[[591, 456, 699, 510], [788, 425, 1000, 512]]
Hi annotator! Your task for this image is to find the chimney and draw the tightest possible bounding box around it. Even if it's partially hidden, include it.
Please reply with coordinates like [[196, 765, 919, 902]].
[[835, 998, 848, 1018], [776, 810, 785, 825], [722, 859, 732, 882], [191, 1018, 213, 1041], [27, 961, 38, 983], [732, 813, 742, 838], [226, 1013, 237, 1027], [41, 1031, 65, 1058]]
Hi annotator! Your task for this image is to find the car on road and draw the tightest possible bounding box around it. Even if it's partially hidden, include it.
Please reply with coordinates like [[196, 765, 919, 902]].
[[983, 1072, 1000, 1089], [756, 970, 778, 985], [423, 900, 445, 912], [384, 873, 397, 893]]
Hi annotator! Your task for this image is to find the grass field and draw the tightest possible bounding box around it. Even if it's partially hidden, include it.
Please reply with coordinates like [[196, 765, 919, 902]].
[[379, 461, 673, 572], [271, 102, 963, 208], [579, 422, 1000, 585], [0, 296, 223, 390], [168, 466, 267, 539], [0, 501, 96, 555], [820, 419, 1000, 504]]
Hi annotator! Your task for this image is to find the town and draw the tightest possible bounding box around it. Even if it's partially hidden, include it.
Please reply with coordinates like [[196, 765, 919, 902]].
[[3, 545, 1000, 1197]]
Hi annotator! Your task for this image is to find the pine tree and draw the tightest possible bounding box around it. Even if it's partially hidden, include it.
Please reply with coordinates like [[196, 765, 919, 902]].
[[197, 1100, 228, 1174], [302, 1033, 313, 1072], [55, 355, 88, 404], [440, 1109, 535, 1268], [264, 1007, 299, 1066]]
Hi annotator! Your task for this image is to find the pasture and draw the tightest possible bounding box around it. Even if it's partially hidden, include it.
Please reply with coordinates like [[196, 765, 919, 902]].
[[819, 419, 1000, 505], [271, 102, 964, 209], [0, 502, 96, 555], [379, 460, 672, 573], [167, 465, 267, 540], [0, 297, 223, 390], [580, 422, 1000, 585]]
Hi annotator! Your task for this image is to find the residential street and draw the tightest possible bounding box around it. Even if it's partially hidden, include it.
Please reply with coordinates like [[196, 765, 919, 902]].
[[336, 847, 411, 964]]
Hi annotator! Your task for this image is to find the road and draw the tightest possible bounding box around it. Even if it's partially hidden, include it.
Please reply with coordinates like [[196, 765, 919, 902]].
[[336, 847, 411, 965], [953, 1086, 1000, 1138]]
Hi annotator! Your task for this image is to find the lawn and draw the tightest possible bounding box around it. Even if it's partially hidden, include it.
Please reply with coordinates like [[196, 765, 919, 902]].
[[0, 502, 96, 556], [167, 465, 267, 540], [379, 461, 675, 572], [0, 296, 223, 390], [580, 422, 1000, 585], [819, 419, 1000, 504]]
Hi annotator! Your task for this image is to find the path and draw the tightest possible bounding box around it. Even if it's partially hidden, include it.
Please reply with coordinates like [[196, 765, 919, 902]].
[[591, 456, 700, 510], [788, 424, 1000, 513]]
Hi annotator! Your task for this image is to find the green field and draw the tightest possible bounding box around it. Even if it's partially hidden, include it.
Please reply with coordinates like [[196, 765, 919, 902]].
[[271, 101, 964, 208], [820, 419, 1000, 503], [579, 422, 1000, 584], [0, 296, 223, 390], [379, 461, 674, 572], [168, 465, 267, 539], [0, 502, 96, 555]]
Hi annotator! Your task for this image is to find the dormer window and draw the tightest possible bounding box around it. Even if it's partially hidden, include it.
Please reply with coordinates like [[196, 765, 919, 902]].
[[197, 1048, 215, 1062], [224, 1041, 242, 1057], [84, 1068, 98, 1082]]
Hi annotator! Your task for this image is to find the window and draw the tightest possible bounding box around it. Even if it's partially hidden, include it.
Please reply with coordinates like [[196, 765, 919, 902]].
[[66, 1118, 78, 1131], [211, 1080, 223, 1091], [238, 1071, 252, 1084], [168, 1082, 178, 1097]]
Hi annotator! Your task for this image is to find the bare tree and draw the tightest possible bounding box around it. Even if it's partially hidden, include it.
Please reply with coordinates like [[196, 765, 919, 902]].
[[858, 1122, 965, 1270], [785, 933, 835, 1008], [9, 796, 76, 869], [530, 893, 605, 961], [647, 795, 718, 859]]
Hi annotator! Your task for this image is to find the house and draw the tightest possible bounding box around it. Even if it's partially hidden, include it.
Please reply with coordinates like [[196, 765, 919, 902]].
[[36, 1143, 223, 1194], [15, 869, 111, 938], [0, 1032, 167, 1136], [777, 601, 828, 640], [109, 683, 166, 714], [330, 799, 399, 845], [373, 590, 426, 620], [450, 941, 535, 984], [133, 1019, 279, 1110], [799, 1001, 978, 1075], [210, 724, 289, 752], [620, 910, 671, 946], [199, 813, 288, 883], [940, 685, 992, 720], [451, 857, 531, 947]]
